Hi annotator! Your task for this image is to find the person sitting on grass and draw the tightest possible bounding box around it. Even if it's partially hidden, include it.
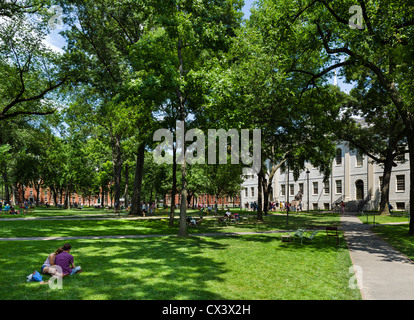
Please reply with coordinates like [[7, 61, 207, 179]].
[[224, 209, 233, 220], [10, 205, 17, 215], [54, 243, 82, 277], [41, 247, 64, 277]]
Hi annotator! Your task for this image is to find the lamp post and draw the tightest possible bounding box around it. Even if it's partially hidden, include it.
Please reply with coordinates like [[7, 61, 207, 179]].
[[306, 169, 310, 212]]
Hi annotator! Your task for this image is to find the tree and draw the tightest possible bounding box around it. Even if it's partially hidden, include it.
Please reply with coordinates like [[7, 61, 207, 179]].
[[58, 0, 152, 213], [336, 83, 408, 215], [0, 2, 67, 121], [203, 5, 344, 221], [134, 0, 244, 236], [263, 0, 414, 233]]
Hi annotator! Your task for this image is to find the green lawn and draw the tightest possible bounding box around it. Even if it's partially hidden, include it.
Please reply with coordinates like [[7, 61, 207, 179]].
[[0, 209, 361, 300], [358, 213, 409, 225], [0, 235, 360, 300], [0, 212, 341, 238], [373, 224, 414, 260]]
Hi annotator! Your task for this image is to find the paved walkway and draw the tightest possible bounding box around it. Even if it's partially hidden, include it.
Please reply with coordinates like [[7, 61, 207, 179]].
[[341, 212, 414, 300]]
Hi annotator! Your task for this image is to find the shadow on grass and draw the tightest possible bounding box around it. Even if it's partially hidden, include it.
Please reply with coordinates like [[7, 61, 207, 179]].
[[0, 237, 228, 300]]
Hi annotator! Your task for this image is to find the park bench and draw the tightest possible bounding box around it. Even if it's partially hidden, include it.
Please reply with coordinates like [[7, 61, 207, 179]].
[[303, 230, 319, 243], [326, 226, 339, 245], [289, 228, 306, 243]]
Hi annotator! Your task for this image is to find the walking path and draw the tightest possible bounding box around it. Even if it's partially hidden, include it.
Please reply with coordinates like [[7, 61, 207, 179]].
[[341, 212, 414, 300]]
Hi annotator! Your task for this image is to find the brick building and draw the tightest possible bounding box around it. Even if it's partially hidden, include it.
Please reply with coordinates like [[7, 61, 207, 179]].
[[10, 186, 110, 207]]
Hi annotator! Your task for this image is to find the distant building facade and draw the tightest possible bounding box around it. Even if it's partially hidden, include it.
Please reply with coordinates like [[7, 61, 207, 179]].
[[241, 142, 410, 213], [9, 186, 110, 207]]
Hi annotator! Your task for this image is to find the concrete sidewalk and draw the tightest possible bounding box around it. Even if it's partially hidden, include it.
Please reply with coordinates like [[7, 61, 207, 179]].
[[341, 212, 414, 300]]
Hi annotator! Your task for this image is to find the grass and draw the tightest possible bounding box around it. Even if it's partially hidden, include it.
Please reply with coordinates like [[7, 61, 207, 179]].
[[0, 212, 341, 238], [357, 213, 409, 225], [372, 224, 414, 260], [0, 235, 360, 300], [0, 208, 361, 300]]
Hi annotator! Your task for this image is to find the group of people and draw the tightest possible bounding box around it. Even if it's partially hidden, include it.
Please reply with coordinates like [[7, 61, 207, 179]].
[[1, 200, 34, 215], [217, 209, 240, 223], [198, 203, 219, 215], [28, 243, 82, 284], [1, 203, 22, 214]]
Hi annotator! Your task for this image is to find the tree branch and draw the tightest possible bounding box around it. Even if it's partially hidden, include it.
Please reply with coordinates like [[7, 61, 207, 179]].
[[1, 77, 66, 117], [0, 109, 56, 121]]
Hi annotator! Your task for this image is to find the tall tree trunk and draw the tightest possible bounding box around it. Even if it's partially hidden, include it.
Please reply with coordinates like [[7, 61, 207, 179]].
[[101, 186, 106, 208], [51, 185, 58, 206], [130, 142, 145, 215], [64, 186, 69, 209], [407, 131, 414, 235], [111, 132, 122, 208], [1, 166, 10, 204], [378, 151, 394, 215], [12, 183, 18, 205], [262, 174, 268, 216], [124, 163, 129, 208], [177, 39, 188, 237], [169, 144, 177, 226], [257, 170, 264, 221], [178, 152, 188, 236]]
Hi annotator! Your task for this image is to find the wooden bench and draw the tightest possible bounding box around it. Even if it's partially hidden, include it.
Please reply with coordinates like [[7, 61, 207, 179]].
[[326, 226, 339, 244]]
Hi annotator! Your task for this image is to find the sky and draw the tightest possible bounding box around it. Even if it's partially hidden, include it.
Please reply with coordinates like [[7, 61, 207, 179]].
[[44, 0, 353, 93]]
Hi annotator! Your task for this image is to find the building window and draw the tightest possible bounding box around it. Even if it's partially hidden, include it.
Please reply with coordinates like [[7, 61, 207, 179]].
[[313, 203, 318, 210], [356, 151, 363, 167], [396, 175, 405, 192], [251, 187, 254, 197], [379, 177, 383, 191], [281, 185, 286, 196], [299, 183, 304, 194], [335, 148, 342, 165], [324, 181, 330, 194], [313, 182, 318, 195], [324, 203, 330, 210], [336, 180, 342, 194], [245, 188, 248, 197], [30, 190, 33, 196], [396, 202, 405, 211], [290, 184, 294, 196]]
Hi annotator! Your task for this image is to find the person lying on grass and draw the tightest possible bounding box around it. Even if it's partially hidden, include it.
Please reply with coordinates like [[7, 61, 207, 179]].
[[54, 243, 82, 277]]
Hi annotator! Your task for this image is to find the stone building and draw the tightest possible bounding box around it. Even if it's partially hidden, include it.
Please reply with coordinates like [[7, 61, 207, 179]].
[[241, 142, 410, 213]]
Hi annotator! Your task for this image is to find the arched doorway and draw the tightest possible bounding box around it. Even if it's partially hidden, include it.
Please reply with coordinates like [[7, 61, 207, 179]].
[[355, 180, 364, 200]]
